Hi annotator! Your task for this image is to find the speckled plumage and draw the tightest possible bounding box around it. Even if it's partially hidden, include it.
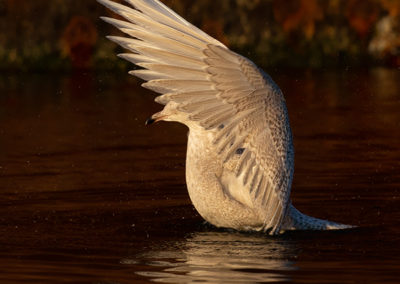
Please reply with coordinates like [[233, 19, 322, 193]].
[[98, 0, 353, 235]]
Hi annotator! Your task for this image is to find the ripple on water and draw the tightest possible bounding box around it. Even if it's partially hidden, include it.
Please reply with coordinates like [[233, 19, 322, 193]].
[[122, 231, 298, 283]]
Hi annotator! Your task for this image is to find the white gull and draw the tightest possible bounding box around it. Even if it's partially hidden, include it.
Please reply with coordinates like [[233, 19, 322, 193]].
[[98, 0, 354, 235]]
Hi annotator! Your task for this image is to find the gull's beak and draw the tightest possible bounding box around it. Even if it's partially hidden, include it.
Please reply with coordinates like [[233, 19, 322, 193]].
[[145, 117, 156, 125], [145, 112, 167, 126]]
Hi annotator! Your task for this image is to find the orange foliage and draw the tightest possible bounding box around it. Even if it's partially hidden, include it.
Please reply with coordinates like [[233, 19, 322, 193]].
[[273, 0, 323, 39], [2, 0, 400, 69], [380, 0, 400, 17], [346, 0, 379, 38], [61, 16, 98, 69]]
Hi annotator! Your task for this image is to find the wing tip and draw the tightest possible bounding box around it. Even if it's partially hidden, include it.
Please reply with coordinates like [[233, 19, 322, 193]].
[[117, 53, 133, 61], [106, 35, 130, 46], [100, 16, 115, 24], [97, 0, 116, 9]]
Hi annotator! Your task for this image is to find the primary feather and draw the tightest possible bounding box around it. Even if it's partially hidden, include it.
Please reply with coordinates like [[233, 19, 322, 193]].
[[98, 0, 353, 234]]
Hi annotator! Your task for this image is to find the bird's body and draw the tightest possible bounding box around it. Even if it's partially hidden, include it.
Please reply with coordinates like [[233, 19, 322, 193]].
[[186, 124, 267, 232], [98, 0, 353, 235]]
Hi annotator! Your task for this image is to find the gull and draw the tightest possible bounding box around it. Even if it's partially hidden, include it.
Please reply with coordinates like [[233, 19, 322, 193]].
[[98, 0, 354, 235]]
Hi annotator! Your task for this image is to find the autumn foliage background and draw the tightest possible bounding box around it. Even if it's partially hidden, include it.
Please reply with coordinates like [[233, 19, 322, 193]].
[[1, 0, 400, 71]]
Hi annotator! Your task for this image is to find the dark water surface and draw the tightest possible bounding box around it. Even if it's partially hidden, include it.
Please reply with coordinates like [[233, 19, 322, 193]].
[[0, 69, 399, 283]]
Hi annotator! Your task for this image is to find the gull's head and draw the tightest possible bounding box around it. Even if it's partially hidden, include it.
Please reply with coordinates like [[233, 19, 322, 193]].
[[145, 101, 186, 125]]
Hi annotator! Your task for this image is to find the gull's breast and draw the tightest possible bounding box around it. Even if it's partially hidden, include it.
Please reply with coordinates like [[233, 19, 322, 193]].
[[185, 128, 264, 231]]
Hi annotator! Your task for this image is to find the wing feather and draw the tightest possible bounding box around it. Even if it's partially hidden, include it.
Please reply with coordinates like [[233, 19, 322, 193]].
[[121, 29, 206, 58], [124, 0, 225, 47], [118, 53, 153, 64], [200, 108, 236, 130], [235, 148, 251, 176], [143, 79, 213, 93], [155, 90, 218, 105], [129, 69, 170, 81], [137, 64, 209, 81], [134, 46, 205, 69]]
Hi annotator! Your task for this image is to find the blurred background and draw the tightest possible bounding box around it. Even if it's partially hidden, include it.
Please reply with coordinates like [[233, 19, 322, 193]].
[[1, 0, 400, 72]]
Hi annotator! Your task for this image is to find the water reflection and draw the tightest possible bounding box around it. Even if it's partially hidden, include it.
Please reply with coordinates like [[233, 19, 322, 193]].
[[1, 70, 399, 283], [122, 231, 297, 283]]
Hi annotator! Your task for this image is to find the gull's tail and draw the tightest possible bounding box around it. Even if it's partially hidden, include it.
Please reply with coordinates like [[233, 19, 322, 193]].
[[281, 204, 355, 232]]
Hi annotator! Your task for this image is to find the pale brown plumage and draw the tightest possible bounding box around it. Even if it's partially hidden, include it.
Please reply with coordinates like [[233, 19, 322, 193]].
[[98, 0, 353, 234]]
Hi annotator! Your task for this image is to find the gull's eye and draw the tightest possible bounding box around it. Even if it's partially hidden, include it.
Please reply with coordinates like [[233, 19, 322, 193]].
[[236, 148, 245, 155]]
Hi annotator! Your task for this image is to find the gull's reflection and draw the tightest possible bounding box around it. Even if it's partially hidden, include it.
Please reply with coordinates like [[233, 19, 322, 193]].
[[122, 231, 297, 283]]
